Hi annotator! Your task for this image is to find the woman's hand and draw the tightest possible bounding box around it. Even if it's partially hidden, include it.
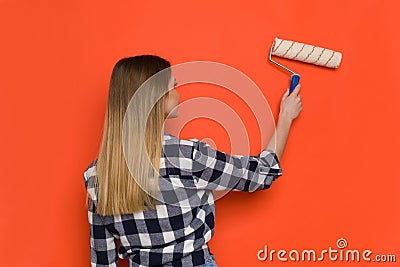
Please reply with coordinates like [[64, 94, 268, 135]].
[[267, 84, 303, 160], [279, 84, 303, 121]]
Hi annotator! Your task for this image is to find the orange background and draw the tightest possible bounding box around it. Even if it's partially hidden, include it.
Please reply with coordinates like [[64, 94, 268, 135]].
[[0, 0, 399, 266]]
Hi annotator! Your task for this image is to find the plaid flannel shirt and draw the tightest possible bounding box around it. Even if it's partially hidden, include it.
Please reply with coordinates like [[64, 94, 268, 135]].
[[83, 131, 282, 267]]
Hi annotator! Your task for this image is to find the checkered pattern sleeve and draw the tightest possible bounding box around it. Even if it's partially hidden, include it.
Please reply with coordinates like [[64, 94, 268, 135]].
[[190, 139, 282, 192]]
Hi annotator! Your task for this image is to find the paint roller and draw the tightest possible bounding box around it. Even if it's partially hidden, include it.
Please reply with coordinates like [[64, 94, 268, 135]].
[[268, 37, 342, 94]]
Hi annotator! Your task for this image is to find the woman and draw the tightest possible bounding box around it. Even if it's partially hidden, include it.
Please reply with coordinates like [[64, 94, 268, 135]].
[[83, 55, 302, 267]]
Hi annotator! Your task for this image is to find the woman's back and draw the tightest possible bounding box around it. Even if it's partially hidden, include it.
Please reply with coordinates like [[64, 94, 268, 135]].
[[84, 130, 282, 266]]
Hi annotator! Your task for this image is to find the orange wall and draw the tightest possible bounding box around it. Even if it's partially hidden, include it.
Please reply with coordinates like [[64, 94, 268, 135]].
[[0, 0, 399, 266]]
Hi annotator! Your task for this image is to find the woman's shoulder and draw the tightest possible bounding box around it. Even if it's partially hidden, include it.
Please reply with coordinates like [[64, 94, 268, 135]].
[[84, 159, 97, 179], [162, 131, 206, 160], [163, 131, 202, 146], [83, 159, 98, 201]]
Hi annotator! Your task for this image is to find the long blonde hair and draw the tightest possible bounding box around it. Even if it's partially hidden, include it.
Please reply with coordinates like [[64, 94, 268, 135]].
[[92, 55, 171, 216]]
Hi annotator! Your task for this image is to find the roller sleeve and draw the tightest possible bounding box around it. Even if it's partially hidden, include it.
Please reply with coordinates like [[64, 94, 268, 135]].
[[272, 37, 342, 68]]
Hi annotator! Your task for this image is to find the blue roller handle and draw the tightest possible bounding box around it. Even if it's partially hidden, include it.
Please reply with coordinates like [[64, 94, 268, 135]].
[[289, 74, 300, 95]]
